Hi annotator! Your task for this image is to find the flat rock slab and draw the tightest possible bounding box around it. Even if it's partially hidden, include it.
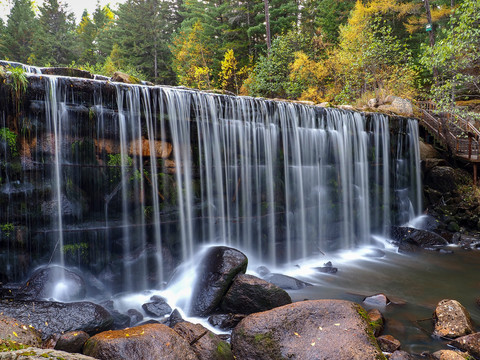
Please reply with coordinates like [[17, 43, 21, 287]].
[[231, 299, 383, 360], [0, 315, 41, 346], [0, 300, 113, 340], [0, 347, 97, 359]]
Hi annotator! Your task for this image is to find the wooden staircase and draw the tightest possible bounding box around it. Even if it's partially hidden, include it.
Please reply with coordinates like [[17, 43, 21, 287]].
[[416, 101, 480, 185]]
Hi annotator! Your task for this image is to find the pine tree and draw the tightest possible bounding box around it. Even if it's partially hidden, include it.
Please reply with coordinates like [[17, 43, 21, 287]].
[[33, 0, 78, 66], [77, 10, 97, 64], [3, 0, 38, 63]]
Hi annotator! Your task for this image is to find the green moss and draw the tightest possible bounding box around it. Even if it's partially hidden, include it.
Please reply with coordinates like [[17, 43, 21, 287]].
[[355, 304, 387, 360], [0, 340, 27, 352], [215, 341, 233, 360], [0, 127, 18, 157]]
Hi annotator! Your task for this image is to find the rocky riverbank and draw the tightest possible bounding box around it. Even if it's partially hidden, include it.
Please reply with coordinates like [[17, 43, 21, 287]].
[[1, 246, 480, 359]]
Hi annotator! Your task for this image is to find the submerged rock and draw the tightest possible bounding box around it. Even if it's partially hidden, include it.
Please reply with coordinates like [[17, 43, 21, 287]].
[[259, 269, 312, 290], [449, 332, 480, 359], [390, 226, 449, 252], [363, 293, 390, 308], [17, 266, 87, 301], [173, 321, 233, 360], [83, 323, 198, 360], [190, 246, 248, 316], [376, 334, 401, 352], [220, 274, 291, 315], [367, 308, 384, 336], [390, 350, 414, 360], [231, 299, 383, 360], [314, 261, 338, 274], [433, 299, 474, 338], [0, 300, 113, 340]]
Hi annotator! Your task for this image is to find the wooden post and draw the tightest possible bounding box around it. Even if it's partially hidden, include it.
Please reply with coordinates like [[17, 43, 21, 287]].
[[474, 163, 477, 187], [469, 134, 472, 159]]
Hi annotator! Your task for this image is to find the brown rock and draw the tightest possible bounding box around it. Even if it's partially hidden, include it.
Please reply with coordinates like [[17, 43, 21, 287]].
[[367, 309, 384, 336], [83, 323, 198, 360], [231, 299, 383, 360], [363, 293, 390, 307], [111, 71, 141, 84], [0, 347, 96, 359], [376, 334, 401, 352], [0, 314, 42, 347], [220, 274, 291, 314], [419, 141, 440, 160], [433, 299, 474, 338], [54, 331, 90, 353], [449, 332, 480, 359], [129, 138, 173, 158], [173, 321, 233, 360], [432, 349, 470, 360]]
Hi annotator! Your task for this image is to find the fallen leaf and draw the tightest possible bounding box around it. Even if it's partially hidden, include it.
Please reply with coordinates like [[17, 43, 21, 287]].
[[13, 331, 18, 337], [311, 342, 315, 346], [334, 323, 340, 326], [294, 332, 300, 337]]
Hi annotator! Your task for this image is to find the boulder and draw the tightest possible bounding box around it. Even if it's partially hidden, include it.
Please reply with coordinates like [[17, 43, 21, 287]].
[[367, 309, 384, 336], [0, 314, 42, 346], [83, 323, 198, 360], [231, 300, 383, 360], [378, 96, 413, 116], [208, 314, 246, 330], [424, 166, 458, 193], [432, 349, 470, 360], [376, 334, 401, 352], [142, 296, 172, 318], [0, 347, 97, 359], [190, 246, 248, 316], [40, 67, 94, 79], [173, 321, 233, 360], [419, 141, 441, 160], [363, 293, 390, 308], [433, 299, 474, 338], [17, 266, 86, 301], [110, 310, 131, 330], [262, 273, 312, 290], [0, 300, 113, 340], [390, 350, 414, 360], [220, 274, 291, 315], [314, 261, 338, 274], [390, 226, 449, 252], [166, 309, 184, 328], [111, 71, 141, 85], [449, 332, 480, 359], [127, 309, 144, 326], [54, 331, 90, 353]]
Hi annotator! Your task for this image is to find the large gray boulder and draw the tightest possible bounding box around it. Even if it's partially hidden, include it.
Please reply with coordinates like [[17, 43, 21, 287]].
[[0, 300, 113, 340], [231, 299, 383, 360], [220, 274, 291, 314], [433, 299, 474, 338], [83, 323, 198, 360], [190, 246, 248, 316]]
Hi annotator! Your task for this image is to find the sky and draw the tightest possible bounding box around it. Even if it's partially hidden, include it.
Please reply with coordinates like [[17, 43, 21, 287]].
[[0, 0, 121, 23]]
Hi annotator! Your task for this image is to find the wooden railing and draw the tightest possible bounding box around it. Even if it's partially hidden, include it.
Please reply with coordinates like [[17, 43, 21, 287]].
[[416, 101, 480, 160]]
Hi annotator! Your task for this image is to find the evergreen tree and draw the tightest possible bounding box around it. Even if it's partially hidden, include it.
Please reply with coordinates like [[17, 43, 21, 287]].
[[33, 0, 78, 66], [113, 0, 178, 84], [77, 10, 97, 64], [92, 4, 115, 63], [3, 0, 38, 63]]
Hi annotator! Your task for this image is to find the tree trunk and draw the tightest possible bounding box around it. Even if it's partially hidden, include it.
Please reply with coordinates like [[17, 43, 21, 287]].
[[264, 0, 271, 51], [423, 0, 439, 81]]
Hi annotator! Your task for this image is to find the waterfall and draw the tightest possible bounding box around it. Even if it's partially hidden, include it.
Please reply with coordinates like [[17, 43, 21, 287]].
[[0, 72, 423, 291]]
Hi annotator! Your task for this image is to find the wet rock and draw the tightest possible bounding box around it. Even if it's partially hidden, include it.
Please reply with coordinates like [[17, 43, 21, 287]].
[[17, 266, 86, 301], [166, 309, 183, 328], [208, 314, 246, 330], [142, 296, 172, 318], [0, 300, 113, 340], [432, 349, 470, 360], [390, 226, 449, 252], [54, 330, 90, 353], [173, 321, 233, 360], [376, 334, 401, 352], [190, 246, 248, 316], [111, 310, 131, 330], [40, 67, 94, 79], [0, 347, 97, 359], [367, 308, 384, 336], [433, 299, 474, 338], [220, 274, 291, 315], [127, 309, 144, 326], [363, 293, 390, 308], [314, 261, 338, 274], [390, 350, 414, 360], [83, 323, 198, 360], [262, 273, 312, 290], [0, 314, 42, 346], [449, 332, 480, 359], [231, 299, 383, 360]]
